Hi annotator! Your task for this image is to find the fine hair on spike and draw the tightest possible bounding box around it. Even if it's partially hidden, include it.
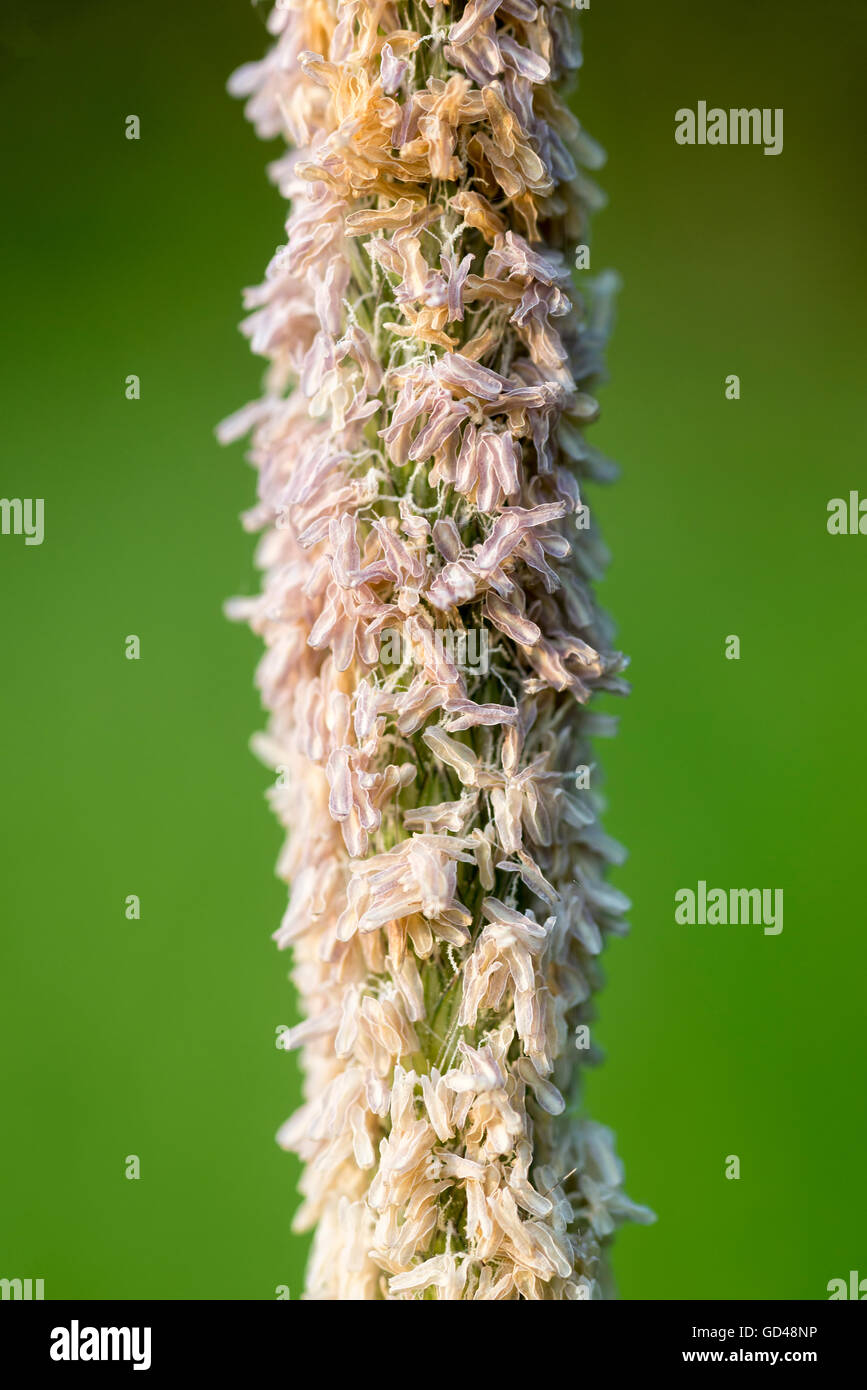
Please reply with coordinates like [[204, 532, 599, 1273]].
[[221, 0, 654, 1301]]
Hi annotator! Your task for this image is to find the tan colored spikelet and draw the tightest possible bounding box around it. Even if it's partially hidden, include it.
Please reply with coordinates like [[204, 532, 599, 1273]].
[[222, 0, 654, 1300]]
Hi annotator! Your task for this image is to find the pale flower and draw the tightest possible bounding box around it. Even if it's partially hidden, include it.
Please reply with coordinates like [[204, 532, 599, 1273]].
[[223, 0, 652, 1299]]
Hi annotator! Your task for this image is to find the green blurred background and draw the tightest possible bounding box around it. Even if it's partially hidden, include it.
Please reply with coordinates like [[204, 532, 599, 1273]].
[[1, 0, 865, 1300]]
